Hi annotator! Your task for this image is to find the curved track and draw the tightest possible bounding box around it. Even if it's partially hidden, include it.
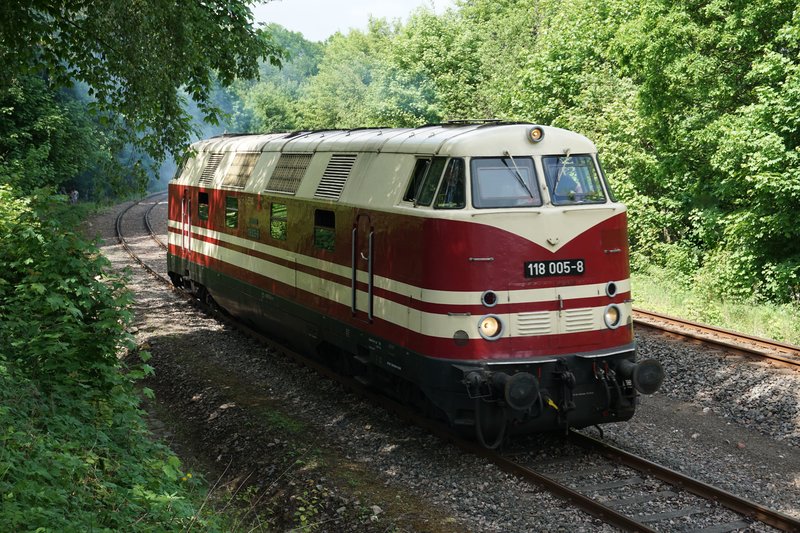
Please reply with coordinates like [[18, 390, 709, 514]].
[[116, 194, 800, 532]]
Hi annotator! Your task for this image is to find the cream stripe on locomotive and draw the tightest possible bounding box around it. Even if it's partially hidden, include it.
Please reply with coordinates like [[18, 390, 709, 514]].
[[169, 222, 631, 339], [168, 220, 631, 305]]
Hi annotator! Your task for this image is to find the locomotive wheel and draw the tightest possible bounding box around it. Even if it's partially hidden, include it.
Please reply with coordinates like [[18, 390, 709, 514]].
[[191, 284, 217, 311], [474, 399, 508, 449], [203, 290, 219, 312], [168, 272, 183, 289]]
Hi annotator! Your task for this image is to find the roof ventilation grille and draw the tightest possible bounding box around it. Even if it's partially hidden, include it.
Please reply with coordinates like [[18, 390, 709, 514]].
[[265, 153, 313, 195], [314, 154, 357, 200], [222, 152, 259, 190], [199, 153, 224, 187]]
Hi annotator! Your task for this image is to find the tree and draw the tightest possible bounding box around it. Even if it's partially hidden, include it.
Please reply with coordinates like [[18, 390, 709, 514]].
[[230, 24, 324, 132], [0, 77, 99, 192], [614, 0, 800, 301], [0, 0, 281, 163], [297, 22, 393, 128]]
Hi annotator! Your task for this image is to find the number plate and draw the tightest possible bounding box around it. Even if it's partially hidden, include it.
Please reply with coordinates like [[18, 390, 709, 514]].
[[524, 259, 585, 278]]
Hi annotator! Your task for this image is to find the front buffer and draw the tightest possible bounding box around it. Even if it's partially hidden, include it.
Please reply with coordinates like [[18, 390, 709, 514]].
[[449, 348, 664, 448]]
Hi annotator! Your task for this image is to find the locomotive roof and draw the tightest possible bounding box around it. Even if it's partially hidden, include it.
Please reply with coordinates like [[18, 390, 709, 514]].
[[176, 122, 620, 252], [190, 122, 597, 157]]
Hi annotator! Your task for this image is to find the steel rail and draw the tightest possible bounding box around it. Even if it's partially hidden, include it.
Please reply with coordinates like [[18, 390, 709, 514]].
[[206, 312, 800, 533], [144, 193, 168, 251], [456, 439, 659, 532], [633, 308, 800, 369], [570, 430, 800, 532], [115, 194, 172, 286], [221, 320, 661, 533]]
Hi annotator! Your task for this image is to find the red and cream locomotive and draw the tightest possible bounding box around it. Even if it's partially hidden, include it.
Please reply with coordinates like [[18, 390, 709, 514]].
[[167, 122, 663, 447]]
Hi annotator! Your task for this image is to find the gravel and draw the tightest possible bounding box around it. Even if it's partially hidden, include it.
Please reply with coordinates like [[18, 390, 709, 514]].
[[89, 196, 800, 531], [597, 332, 800, 522]]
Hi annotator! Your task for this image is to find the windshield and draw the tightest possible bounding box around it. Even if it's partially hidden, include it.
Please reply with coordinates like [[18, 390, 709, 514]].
[[471, 157, 542, 208], [542, 154, 606, 205]]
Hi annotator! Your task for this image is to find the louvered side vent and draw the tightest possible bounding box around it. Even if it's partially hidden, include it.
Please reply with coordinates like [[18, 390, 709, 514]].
[[199, 153, 223, 187], [222, 152, 259, 190], [563, 308, 596, 333], [314, 154, 357, 200], [265, 153, 313, 194], [515, 311, 553, 336]]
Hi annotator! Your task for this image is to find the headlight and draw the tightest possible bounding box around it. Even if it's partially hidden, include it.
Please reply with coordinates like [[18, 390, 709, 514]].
[[604, 304, 621, 329], [478, 315, 503, 340]]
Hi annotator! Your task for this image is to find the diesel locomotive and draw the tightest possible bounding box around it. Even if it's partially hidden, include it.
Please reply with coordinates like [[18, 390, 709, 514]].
[[167, 122, 664, 447]]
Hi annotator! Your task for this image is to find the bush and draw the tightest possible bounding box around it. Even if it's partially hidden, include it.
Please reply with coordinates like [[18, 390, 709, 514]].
[[0, 186, 217, 531], [693, 248, 761, 303]]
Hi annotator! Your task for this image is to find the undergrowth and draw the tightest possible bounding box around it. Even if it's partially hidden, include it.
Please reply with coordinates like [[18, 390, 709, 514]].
[[0, 186, 221, 531], [632, 263, 800, 345]]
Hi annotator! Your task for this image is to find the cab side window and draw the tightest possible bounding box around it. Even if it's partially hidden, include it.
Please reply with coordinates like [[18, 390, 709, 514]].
[[415, 158, 447, 206], [434, 158, 465, 209], [403, 159, 430, 202], [403, 157, 447, 206]]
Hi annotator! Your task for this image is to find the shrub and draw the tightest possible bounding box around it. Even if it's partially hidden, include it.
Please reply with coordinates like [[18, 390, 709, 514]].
[[0, 186, 217, 531]]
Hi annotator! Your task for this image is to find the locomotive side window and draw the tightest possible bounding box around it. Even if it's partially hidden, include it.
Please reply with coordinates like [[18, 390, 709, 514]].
[[415, 157, 448, 206], [198, 192, 209, 220], [471, 156, 542, 208], [270, 202, 287, 240], [313, 209, 335, 251], [403, 157, 447, 206], [434, 158, 465, 209], [403, 159, 430, 202], [225, 196, 239, 228], [597, 155, 618, 202], [543, 154, 606, 205]]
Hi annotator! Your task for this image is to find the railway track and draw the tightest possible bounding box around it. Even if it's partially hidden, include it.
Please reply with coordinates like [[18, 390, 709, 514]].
[[115, 194, 800, 532], [114, 192, 170, 283], [633, 309, 800, 370]]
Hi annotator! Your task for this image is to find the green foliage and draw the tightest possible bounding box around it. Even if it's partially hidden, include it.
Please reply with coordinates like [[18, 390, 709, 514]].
[[0, 186, 218, 531], [228, 24, 324, 132], [0, 0, 282, 163], [297, 22, 396, 128], [383, 9, 481, 121], [633, 265, 800, 344], [0, 190, 129, 388], [227, 0, 800, 304], [0, 76, 127, 197], [613, 0, 800, 302], [443, 0, 800, 304], [293, 484, 322, 529]]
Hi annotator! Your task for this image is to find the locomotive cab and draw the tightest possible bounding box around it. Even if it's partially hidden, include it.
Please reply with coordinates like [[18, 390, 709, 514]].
[[393, 125, 664, 446]]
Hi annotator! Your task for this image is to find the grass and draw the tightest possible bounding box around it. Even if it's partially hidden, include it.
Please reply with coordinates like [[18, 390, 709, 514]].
[[631, 265, 800, 345]]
